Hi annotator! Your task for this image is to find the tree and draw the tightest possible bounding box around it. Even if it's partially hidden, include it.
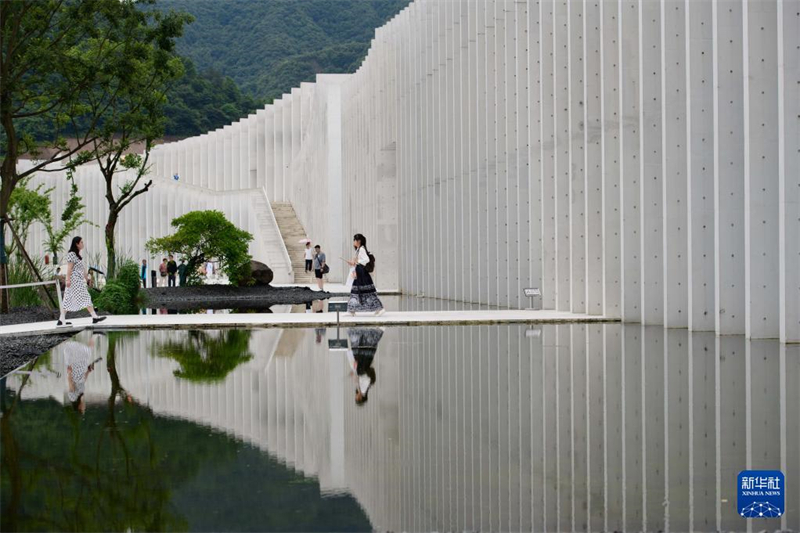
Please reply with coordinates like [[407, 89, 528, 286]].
[[40, 168, 91, 265], [86, 7, 189, 278], [145, 210, 252, 286], [6, 177, 51, 257], [0, 0, 186, 312], [155, 330, 253, 383]]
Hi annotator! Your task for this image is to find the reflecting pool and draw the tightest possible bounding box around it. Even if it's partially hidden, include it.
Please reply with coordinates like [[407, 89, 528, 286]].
[[2, 325, 798, 532]]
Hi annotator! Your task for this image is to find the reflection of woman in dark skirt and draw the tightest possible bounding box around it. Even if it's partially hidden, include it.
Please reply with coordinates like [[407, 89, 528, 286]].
[[347, 327, 384, 404], [346, 233, 385, 316]]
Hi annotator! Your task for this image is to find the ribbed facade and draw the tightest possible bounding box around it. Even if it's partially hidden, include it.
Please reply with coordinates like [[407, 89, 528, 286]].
[[18, 0, 800, 340], [10, 325, 800, 531]]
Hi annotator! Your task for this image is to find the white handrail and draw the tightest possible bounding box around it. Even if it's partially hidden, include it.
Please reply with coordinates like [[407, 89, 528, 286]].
[[0, 280, 63, 310], [259, 187, 294, 282]]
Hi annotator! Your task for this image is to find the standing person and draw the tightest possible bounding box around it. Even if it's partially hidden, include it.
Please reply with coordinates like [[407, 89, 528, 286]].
[[312, 244, 327, 290], [140, 259, 147, 288], [205, 261, 214, 279], [57, 236, 107, 326], [345, 233, 385, 316], [304, 242, 314, 273], [167, 255, 178, 287], [159, 258, 168, 287], [177, 258, 188, 286]]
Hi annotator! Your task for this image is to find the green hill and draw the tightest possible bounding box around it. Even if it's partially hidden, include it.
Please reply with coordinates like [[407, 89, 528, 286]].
[[162, 0, 411, 101]]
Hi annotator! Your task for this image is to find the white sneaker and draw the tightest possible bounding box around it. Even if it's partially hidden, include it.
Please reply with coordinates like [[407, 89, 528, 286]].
[[374, 309, 385, 317]]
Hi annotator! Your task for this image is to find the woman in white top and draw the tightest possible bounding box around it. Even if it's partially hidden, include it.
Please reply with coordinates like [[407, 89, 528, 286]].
[[345, 233, 384, 316], [58, 236, 107, 326]]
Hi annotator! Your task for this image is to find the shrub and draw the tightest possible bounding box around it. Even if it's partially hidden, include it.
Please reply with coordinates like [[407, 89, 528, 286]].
[[94, 260, 144, 315]]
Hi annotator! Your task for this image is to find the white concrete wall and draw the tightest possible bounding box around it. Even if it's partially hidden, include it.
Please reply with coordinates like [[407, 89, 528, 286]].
[[18, 0, 799, 339]]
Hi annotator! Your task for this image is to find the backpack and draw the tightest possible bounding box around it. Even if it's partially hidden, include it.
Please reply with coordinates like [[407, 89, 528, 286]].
[[365, 251, 376, 273]]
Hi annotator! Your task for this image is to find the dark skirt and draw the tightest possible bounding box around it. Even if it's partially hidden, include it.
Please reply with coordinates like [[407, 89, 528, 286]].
[[348, 266, 383, 313]]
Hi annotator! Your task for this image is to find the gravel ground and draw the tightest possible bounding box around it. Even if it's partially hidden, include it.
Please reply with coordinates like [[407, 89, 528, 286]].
[[0, 306, 101, 378], [0, 333, 74, 378], [143, 285, 347, 310]]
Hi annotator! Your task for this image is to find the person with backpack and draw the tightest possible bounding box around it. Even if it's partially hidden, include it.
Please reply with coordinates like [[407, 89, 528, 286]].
[[312, 244, 328, 290], [345, 233, 385, 316]]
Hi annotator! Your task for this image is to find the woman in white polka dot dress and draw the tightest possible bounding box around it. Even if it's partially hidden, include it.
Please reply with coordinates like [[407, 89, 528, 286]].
[[58, 236, 106, 326]]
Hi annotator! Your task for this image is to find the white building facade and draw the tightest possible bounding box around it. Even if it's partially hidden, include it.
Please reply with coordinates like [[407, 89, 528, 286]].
[[21, 0, 800, 341]]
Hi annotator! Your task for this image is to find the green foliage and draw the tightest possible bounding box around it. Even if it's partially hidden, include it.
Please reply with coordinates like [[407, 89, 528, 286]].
[[94, 261, 143, 315], [163, 58, 263, 137], [5, 260, 44, 308], [145, 210, 252, 286], [40, 169, 92, 264], [6, 178, 51, 256], [154, 329, 252, 382], [161, 0, 410, 101]]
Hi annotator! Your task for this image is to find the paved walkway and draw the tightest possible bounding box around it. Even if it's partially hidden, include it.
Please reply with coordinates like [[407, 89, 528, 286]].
[[0, 309, 616, 336]]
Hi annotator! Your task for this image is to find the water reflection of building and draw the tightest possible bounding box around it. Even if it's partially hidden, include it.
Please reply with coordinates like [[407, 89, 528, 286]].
[[8, 325, 799, 532]]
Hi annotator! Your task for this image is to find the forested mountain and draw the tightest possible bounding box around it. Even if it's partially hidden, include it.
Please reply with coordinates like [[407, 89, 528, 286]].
[[162, 0, 411, 101], [164, 58, 263, 137]]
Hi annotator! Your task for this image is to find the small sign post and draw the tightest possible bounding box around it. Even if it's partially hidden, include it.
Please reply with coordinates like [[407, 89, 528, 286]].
[[327, 300, 349, 350], [523, 287, 542, 310]]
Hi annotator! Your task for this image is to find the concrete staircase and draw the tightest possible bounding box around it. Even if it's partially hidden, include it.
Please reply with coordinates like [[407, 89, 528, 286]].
[[271, 202, 314, 283], [251, 191, 293, 283]]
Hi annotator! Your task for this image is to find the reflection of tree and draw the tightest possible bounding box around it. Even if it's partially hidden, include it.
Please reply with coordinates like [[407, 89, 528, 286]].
[[154, 330, 253, 383], [0, 337, 190, 532]]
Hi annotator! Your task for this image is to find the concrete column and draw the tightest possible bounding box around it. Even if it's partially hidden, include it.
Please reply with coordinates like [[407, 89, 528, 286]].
[[712, 0, 746, 335], [778, 0, 800, 343], [249, 114, 258, 189], [640, 0, 664, 325], [554, 0, 571, 311], [208, 131, 218, 190], [256, 109, 266, 190], [265, 106, 275, 200], [540, 0, 556, 310], [223, 126, 233, 191], [620, 0, 642, 322], [568, 0, 586, 313], [273, 100, 284, 202], [585, 0, 604, 316], [662, 0, 689, 329], [743, 0, 780, 339], [525, 0, 544, 309], [231, 121, 241, 190], [282, 94, 292, 202], [686, 0, 716, 332]]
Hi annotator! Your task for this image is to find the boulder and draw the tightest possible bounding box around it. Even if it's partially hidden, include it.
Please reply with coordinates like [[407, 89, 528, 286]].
[[249, 260, 274, 286]]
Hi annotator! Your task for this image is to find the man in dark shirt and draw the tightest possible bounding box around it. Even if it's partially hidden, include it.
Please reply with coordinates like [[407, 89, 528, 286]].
[[167, 255, 178, 287], [177, 258, 188, 286]]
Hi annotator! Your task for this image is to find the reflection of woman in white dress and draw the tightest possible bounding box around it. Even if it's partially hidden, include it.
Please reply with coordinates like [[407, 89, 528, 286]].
[[64, 339, 96, 413], [346, 328, 384, 405]]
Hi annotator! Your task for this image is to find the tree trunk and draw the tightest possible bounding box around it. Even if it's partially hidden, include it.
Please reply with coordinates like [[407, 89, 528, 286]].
[[105, 211, 119, 279], [0, 182, 13, 313]]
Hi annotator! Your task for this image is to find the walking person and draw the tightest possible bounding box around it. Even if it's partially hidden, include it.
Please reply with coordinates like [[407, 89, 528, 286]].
[[312, 244, 327, 290], [159, 258, 168, 287], [177, 258, 188, 286], [140, 259, 147, 288], [167, 255, 178, 287], [304, 242, 314, 273], [57, 237, 107, 326], [345, 234, 385, 316]]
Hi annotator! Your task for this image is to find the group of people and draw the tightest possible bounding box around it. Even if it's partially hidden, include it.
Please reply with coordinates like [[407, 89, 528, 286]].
[[140, 256, 189, 288], [303, 234, 384, 316], [55, 232, 386, 325]]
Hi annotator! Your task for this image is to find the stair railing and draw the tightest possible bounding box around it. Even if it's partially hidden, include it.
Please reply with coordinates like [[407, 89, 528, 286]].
[[259, 187, 294, 282]]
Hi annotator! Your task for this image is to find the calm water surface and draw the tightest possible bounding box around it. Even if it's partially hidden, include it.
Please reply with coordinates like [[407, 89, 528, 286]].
[[2, 324, 798, 532]]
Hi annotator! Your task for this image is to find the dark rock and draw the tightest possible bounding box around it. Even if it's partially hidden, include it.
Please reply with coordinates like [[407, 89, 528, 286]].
[[249, 260, 274, 286]]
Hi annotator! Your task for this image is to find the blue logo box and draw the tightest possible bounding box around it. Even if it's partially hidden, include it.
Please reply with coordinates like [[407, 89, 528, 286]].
[[738, 470, 785, 518]]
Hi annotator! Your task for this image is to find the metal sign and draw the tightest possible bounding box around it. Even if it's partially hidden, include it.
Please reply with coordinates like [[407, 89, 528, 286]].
[[523, 287, 541, 297], [327, 301, 348, 313], [328, 338, 348, 350]]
